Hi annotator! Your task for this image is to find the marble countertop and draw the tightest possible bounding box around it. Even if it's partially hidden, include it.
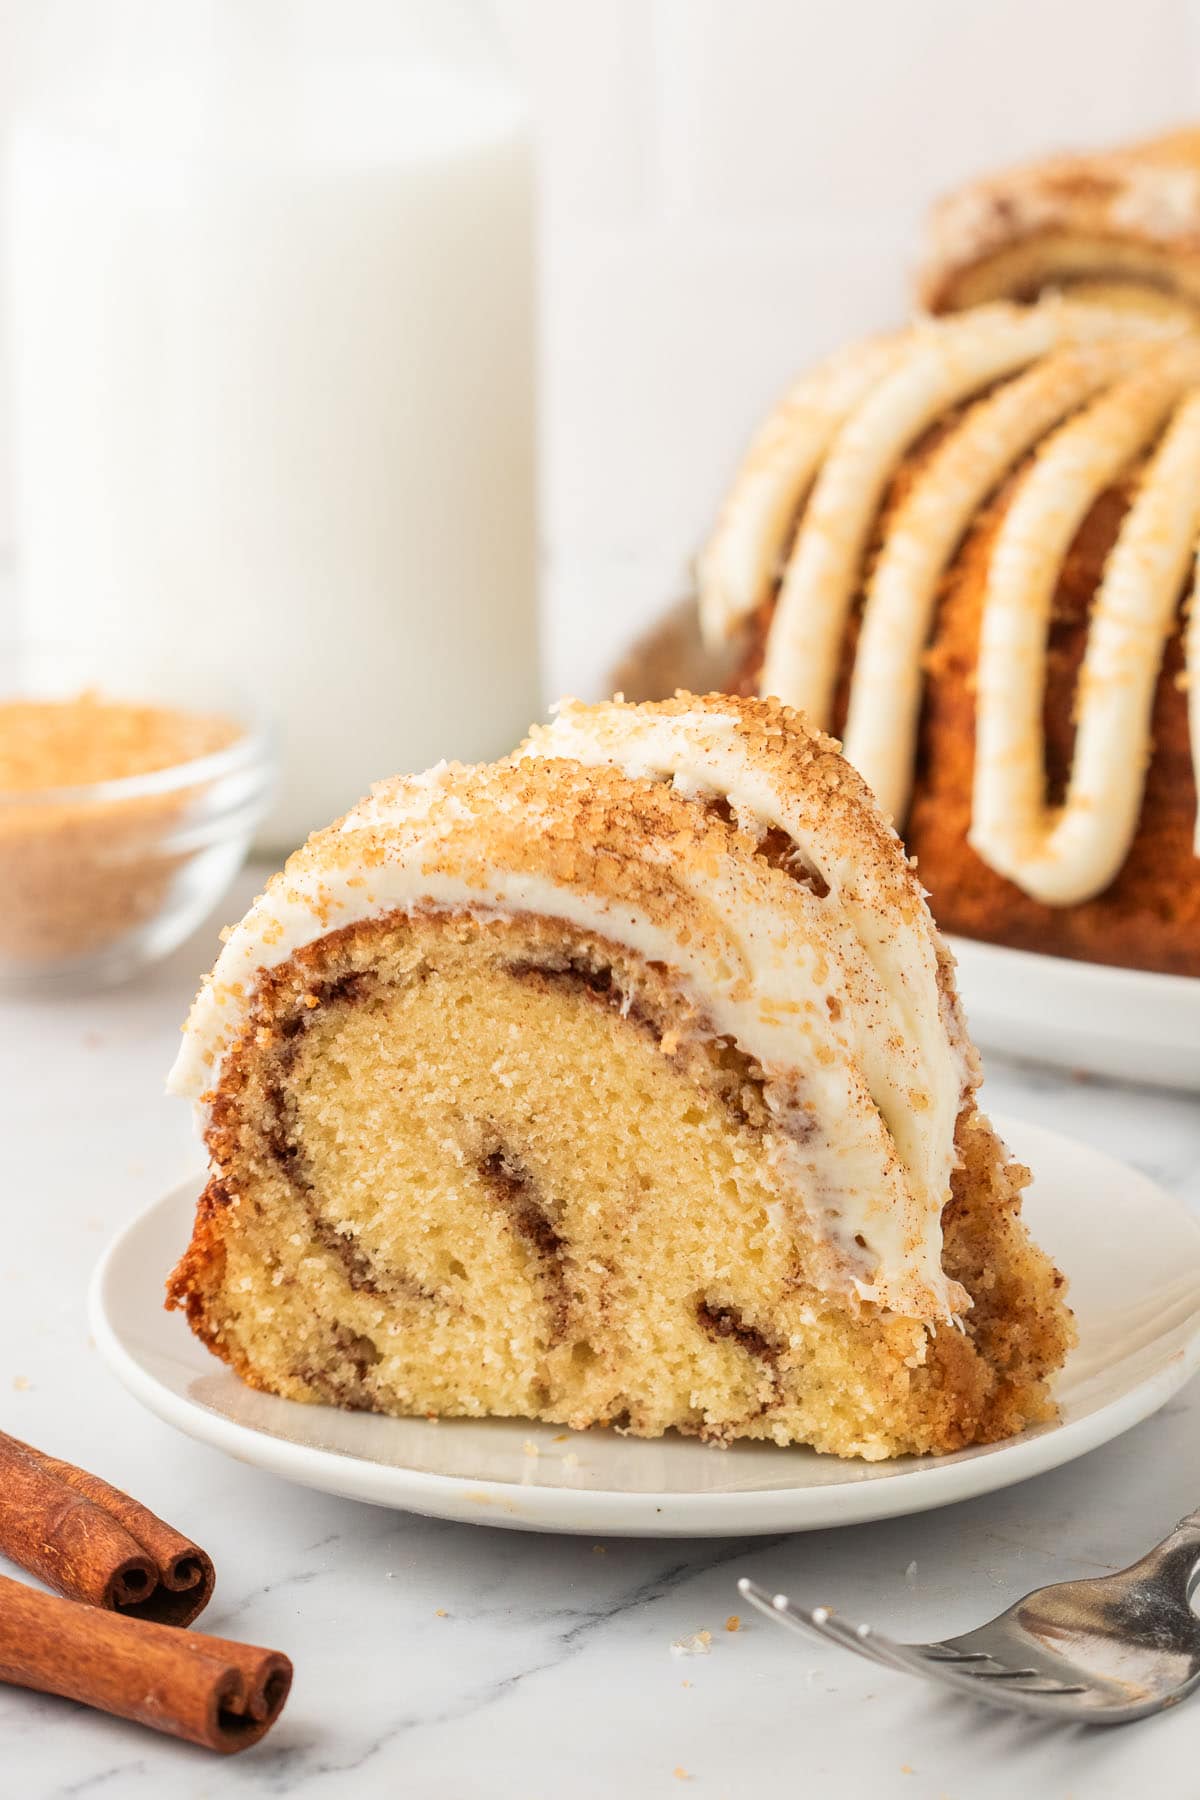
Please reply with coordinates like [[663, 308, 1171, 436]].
[[2, 865, 1199, 1800]]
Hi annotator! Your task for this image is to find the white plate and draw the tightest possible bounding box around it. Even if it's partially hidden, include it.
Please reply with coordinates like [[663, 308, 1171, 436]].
[[949, 936, 1200, 1091], [90, 1117, 1200, 1537]]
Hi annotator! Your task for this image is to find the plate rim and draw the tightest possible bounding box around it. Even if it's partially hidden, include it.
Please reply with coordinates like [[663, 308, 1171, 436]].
[[945, 935, 1200, 1091], [945, 932, 1200, 1003], [89, 1116, 1200, 1536]]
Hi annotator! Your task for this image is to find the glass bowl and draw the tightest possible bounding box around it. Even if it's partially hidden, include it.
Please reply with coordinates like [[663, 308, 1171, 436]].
[[0, 644, 274, 989]]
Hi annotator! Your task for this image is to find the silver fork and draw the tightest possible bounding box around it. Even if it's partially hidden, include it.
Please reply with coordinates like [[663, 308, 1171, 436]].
[[738, 1510, 1200, 1724]]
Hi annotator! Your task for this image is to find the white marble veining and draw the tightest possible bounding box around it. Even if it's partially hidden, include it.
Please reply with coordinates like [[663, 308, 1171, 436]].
[[1, 864, 1199, 1799]]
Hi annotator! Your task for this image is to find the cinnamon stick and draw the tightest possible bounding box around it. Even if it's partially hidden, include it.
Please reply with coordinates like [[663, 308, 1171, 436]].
[[0, 1432, 215, 1626], [0, 1573, 291, 1752]]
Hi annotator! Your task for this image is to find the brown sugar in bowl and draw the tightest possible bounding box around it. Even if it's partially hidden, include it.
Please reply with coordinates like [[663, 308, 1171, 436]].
[[0, 686, 272, 987]]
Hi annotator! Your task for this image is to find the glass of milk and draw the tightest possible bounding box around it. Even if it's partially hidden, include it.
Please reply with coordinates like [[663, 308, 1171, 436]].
[[5, 0, 538, 850]]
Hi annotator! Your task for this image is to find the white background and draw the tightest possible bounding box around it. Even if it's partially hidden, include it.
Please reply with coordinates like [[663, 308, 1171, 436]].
[[2, 0, 1200, 695]]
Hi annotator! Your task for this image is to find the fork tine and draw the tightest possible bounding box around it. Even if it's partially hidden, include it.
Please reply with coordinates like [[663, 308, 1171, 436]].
[[735, 1578, 830, 1649], [823, 1630, 1087, 1702], [803, 1608, 917, 1675], [774, 1602, 1087, 1700], [927, 1668, 1090, 1700], [737, 1581, 842, 1654], [736, 1577, 797, 1627], [916, 1642, 1087, 1692], [873, 1643, 1089, 1702], [920, 1643, 1087, 1692], [735, 1577, 818, 1634], [736, 1580, 899, 1673], [736, 1577, 780, 1611], [961, 1667, 1055, 1682], [737, 1580, 1092, 1714]]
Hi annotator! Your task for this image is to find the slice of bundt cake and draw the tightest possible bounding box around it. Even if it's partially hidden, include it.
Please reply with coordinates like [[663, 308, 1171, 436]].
[[697, 297, 1200, 973], [167, 694, 1072, 1461]]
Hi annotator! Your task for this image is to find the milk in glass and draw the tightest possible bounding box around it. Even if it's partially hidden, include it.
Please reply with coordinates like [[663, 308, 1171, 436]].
[[6, 4, 538, 848]]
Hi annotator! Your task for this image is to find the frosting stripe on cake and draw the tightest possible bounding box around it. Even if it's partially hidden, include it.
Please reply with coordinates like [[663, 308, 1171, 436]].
[[841, 342, 1144, 824], [699, 296, 1200, 906], [972, 353, 1200, 903], [697, 334, 903, 647], [759, 300, 1186, 732]]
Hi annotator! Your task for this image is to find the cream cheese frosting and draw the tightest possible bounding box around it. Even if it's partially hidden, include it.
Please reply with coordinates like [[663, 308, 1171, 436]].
[[971, 345, 1200, 902], [697, 297, 1200, 907], [171, 696, 974, 1323]]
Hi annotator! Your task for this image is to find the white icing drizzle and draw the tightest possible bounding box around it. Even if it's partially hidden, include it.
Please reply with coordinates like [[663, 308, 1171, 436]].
[[698, 297, 1200, 904], [843, 342, 1144, 824], [972, 348, 1200, 902], [759, 300, 1183, 730], [698, 333, 903, 649]]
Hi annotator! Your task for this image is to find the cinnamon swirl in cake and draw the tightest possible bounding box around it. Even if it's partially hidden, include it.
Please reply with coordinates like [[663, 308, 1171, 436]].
[[697, 297, 1200, 974], [919, 128, 1200, 315], [166, 695, 1072, 1461]]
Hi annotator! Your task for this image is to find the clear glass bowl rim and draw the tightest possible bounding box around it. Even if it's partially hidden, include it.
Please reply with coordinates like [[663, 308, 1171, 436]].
[[0, 640, 275, 809]]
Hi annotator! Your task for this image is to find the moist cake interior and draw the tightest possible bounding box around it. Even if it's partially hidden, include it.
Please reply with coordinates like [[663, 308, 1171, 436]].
[[172, 907, 1071, 1461]]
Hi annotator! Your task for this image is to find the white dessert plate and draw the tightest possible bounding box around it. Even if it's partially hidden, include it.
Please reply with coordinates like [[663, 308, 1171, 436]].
[[91, 1116, 1200, 1537], [948, 936, 1200, 1091]]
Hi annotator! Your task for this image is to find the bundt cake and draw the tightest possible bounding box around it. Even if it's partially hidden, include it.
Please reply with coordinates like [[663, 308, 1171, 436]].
[[697, 297, 1200, 973], [919, 127, 1200, 315], [167, 694, 1072, 1461]]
